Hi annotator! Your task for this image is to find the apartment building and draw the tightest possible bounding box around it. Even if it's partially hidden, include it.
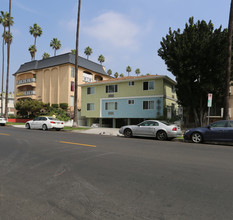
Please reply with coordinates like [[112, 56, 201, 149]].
[[14, 53, 111, 110], [80, 75, 178, 128], [0, 92, 15, 116]]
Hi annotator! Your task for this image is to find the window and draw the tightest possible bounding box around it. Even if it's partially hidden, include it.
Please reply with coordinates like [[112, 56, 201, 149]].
[[128, 100, 134, 104], [71, 67, 75, 78], [129, 81, 134, 86], [143, 81, 154, 90], [70, 96, 74, 107], [87, 103, 95, 111], [210, 121, 226, 128], [139, 121, 159, 126], [172, 85, 176, 93], [71, 81, 74, 92], [87, 87, 95, 94], [106, 85, 118, 93], [105, 102, 117, 110], [143, 101, 154, 110], [83, 72, 92, 82]]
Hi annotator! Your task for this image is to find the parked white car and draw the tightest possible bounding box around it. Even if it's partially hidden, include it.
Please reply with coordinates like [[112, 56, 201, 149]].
[[119, 120, 182, 140], [25, 116, 64, 131], [0, 117, 6, 126]]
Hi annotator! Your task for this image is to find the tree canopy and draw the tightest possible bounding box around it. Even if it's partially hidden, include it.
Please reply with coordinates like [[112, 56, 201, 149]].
[[84, 46, 92, 59], [158, 17, 228, 126]]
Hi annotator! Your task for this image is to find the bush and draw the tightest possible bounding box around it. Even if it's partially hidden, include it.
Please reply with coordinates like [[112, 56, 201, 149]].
[[59, 103, 68, 110], [51, 104, 59, 109]]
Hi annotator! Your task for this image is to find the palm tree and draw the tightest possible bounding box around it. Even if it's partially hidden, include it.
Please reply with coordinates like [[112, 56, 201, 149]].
[[73, 0, 81, 127], [50, 38, 61, 56], [28, 45, 37, 60], [114, 72, 119, 78], [0, 11, 13, 116], [120, 73, 124, 77], [29, 23, 42, 59], [71, 49, 76, 55], [126, 66, 132, 76], [5, 0, 12, 120], [107, 69, 112, 76], [224, 0, 233, 120], [84, 46, 92, 59], [135, 68, 141, 76], [98, 54, 105, 65], [42, 52, 50, 59]]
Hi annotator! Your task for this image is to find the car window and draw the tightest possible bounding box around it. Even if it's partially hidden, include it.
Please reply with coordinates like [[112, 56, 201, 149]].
[[229, 121, 233, 127], [40, 117, 47, 121], [34, 117, 40, 121], [210, 121, 226, 128]]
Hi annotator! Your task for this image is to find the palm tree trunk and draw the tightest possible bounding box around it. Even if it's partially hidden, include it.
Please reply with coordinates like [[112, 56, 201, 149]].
[[224, 0, 233, 120], [1, 28, 5, 116], [4, 0, 11, 120], [73, 0, 81, 127]]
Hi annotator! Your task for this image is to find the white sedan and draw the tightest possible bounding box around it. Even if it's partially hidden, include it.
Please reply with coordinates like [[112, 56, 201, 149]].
[[119, 120, 182, 140], [0, 117, 6, 126], [25, 116, 64, 131]]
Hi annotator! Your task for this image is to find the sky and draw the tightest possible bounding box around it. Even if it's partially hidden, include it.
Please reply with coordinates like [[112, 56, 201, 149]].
[[0, 0, 231, 92]]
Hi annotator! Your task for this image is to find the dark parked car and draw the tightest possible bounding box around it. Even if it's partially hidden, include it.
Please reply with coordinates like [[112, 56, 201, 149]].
[[184, 120, 233, 143]]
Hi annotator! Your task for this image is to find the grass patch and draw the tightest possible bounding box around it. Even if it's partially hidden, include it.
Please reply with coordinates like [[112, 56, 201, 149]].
[[63, 126, 90, 131], [176, 136, 184, 139], [6, 122, 25, 125]]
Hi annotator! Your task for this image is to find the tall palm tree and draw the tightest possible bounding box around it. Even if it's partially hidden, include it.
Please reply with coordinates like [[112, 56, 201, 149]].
[[126, 66, 132, 76], [5, 0, 12, 120], [0, 11, 13, 116], [135, 68, 141, 76], [114, 72, 119, 78], [98, 54, 105, 65], [71, 49, 76, 55], [107, 69, 112, 76], [73, 0, 81, 127], [50, 38, 61, 56], [120, 73, 124, 78], [84, 46, 92, 60], [224, 0, 233, 120], [29, 23, 42, 59], [28, 45, 37, 60]]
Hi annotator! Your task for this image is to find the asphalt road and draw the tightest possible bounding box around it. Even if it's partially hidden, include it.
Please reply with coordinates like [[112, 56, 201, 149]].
[[1, 126, 233, 220]]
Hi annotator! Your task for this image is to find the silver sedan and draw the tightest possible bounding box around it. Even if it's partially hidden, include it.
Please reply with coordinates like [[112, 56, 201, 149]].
[[119, 120, 182, 140]]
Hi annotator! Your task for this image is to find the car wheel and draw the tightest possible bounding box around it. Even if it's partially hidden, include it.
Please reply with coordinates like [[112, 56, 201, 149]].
[[124, 128, 132, 138], [25, 123, 30, 129], [191, 132, 203, 143], [156, 130, 167, 141], [42, 124, 48, 131]]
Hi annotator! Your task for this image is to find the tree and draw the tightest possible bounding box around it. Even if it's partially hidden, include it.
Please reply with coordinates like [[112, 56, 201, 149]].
[[0, 11, 13, 116], [28, 45, 37, 60], [107, 69, 112, 76], [42, 52, 50, 59], [120, 73, 124, 77], [158, 17, 228, 126], [114, 72, 119, 78], [4, 0, 13, 120], [135, 68, 141, 76], [50, 38, 61, 56], [224, 0, 233, 120], [98, 54, 105, 65], [126, 66, 132, 76], [73, 0, 81, 127], [71, 49, 76, 54], [29, 23, 42, 59], [84, 46, 92, 59]]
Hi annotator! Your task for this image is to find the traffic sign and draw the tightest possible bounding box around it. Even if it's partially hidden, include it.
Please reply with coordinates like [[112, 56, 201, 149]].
[[207, 93, 212, 107]]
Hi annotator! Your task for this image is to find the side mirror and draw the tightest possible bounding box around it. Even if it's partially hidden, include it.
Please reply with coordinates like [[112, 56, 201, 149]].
[[207, 125, 211, 129]]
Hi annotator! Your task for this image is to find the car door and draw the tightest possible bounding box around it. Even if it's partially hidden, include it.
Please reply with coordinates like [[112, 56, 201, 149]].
[[134, 121, 156, 136], [223, 121, 233, 141], [30, 117, 40, 129], [205, 120, 228, 141]]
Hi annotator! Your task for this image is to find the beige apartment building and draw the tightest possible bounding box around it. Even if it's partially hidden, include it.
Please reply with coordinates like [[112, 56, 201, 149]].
[[14, 53, 111, 110]]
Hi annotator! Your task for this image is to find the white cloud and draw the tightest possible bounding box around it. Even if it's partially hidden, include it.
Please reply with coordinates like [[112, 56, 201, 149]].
[[83, 11, 140, 49], [14, 1, 38, 14]]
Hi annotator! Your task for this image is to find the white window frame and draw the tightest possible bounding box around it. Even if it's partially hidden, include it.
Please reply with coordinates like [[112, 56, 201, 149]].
[[87, 103, 95, 111], [87, 87, 95, 95], [143, 81, 154, 91], [105, 102, 118, 110], [143, 101, 154, 110]]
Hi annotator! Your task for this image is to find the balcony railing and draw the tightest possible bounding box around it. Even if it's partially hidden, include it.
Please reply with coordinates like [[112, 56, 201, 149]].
[[17, 90, 36, 97], [17, 78, 36, 85]]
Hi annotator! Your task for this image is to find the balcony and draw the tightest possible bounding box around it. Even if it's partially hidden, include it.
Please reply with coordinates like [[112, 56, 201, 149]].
[[17, 78, 36, 87], [16, 90, 36, 97]]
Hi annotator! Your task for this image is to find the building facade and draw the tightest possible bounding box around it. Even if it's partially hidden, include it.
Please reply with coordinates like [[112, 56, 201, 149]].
[[14, 53, 111, 110], [0, 92, 15, 116], [80, 75, 178, 128]]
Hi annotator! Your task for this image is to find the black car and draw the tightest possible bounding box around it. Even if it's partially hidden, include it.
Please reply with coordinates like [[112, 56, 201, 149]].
[[184, 120, 233, 143]]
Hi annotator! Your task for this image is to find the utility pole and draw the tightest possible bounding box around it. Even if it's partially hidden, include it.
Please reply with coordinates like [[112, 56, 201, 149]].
[[73, 0, 81, 127], [224, 0, 233, 120]]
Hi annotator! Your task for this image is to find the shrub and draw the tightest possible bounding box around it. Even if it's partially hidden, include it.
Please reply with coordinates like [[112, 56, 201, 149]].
[[59, 103, 68, 110]]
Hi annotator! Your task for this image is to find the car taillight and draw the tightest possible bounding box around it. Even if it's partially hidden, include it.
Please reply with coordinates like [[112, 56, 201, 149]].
[[172, 127, 177, 131], [61, 122, 63, 124], [50, 121, 55, 124]]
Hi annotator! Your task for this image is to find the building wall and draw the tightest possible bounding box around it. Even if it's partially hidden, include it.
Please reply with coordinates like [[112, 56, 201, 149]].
[[0, 93, 15, 115]]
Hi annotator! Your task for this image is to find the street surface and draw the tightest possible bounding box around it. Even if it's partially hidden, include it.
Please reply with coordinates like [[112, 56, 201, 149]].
[[1, 126, 233, 219]]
